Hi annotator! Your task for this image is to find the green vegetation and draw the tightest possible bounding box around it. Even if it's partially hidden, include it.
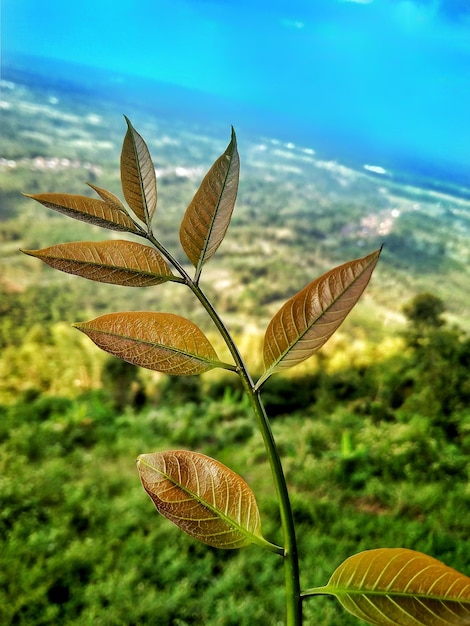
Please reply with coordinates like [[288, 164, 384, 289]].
[[2, 112, 469, 626], [2, 293, 470, 624]]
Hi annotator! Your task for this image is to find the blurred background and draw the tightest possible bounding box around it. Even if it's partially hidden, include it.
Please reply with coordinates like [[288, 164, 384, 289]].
[[3, 0, 470, 179], [1, 1, 470, 624]]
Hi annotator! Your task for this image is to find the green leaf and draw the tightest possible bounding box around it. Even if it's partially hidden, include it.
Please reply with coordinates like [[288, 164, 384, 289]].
[[120, 116, 157, 226], [23, 192, 139, 232], [179, 127, 239, 280], [74, 311, 234, 375], [137, 450, 279, 551], [304, 548, 470, 626], [256, 248, 381, 389], [21, 240, 176, 286]]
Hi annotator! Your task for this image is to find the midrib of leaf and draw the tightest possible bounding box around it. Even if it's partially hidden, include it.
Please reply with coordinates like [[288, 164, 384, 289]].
[[309, 587, 470, 603], [122, 116, 157, 227], [128, 140, 149, 223], [138, 456, 281, 553], [135, 141, 151, 223], [194, 129, 238, 281]]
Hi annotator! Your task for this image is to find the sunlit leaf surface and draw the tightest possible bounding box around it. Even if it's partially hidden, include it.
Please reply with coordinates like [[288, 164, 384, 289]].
[[257, 248, 381, 388], [74, 312, 228, 375], [23, 192, 138, 232], [120, 116, 157, 226], [179, 128, 239, 277], [307, 548, 470, 626], [22, 240, 174, 286], [137, 450, 264, 549]]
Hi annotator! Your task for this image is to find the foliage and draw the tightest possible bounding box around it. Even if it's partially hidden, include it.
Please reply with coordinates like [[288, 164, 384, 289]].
[[403, 292, 446, 328], [2, 388, 470, 625], [16, 119, 470, 625]]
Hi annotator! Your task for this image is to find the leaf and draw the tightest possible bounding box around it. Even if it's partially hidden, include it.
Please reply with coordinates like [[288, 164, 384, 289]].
[[137, 450, 267, 549], [23, 192, 138, 232], [74, 312, 233, 375], [120, 116, 157, 226], [179, 127, 239, 279], [86, 182, 127, 211], [256, 248, 381, 388], [305, 548, 470, 626], [21, 240, 175, 286]]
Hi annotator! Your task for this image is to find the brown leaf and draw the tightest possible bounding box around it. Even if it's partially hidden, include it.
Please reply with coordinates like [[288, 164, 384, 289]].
[[86, 182, 127, 211], [21, 240, 174, 286], [120, 116, 157, 226], [74, 312, 231, 375], [257, 248, 381, 388], [137, 450, 265, 549], [179, 128, 239, 279], [306, 548, 470, 626], [23, 192, 138, 232]]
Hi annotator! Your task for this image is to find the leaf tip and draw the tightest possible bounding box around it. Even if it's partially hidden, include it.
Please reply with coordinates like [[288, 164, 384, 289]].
[[19, 248, 38, 259]]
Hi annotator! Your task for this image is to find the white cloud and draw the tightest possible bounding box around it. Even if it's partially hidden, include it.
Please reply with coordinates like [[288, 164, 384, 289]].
[[280, 18, 305, 29]]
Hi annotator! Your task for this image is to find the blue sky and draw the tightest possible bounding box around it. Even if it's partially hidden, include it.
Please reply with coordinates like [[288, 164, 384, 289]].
[[2, 0, 470, 173]]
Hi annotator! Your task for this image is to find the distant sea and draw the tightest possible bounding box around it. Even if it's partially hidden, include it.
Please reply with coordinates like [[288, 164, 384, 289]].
[[3, 53, 470, 202]]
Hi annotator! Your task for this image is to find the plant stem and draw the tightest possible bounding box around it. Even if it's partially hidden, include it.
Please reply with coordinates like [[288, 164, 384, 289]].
[[196, 290, 302, 625], [146, 232, 302, 624]]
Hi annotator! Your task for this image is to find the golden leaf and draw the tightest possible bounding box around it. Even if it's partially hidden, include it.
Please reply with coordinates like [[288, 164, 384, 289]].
[[179, 128, 239, 279], [85, 182, 127, 211], [74, 311, 232, 375], [23, 192, 138, 232], [306, 548, 470, 626], [22, 240, 174, 286], [120, 116, 157, 226], [137, 450, 266, 549], [257, 248, 381, 388]]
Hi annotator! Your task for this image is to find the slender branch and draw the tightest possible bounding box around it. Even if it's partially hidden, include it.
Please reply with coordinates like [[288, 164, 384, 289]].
[[144, 232, 302, 625]]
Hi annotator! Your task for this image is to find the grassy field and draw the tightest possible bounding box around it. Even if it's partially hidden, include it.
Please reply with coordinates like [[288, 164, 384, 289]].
[[1, 303, 470, 624]]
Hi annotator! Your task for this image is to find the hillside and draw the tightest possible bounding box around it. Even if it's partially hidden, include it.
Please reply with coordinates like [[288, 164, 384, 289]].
[[1, 57, 470, 339], [1, 58, 470, 626]]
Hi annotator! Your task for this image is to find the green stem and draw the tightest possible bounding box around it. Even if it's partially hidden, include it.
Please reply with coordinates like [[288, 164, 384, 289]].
[[196, 290, 302, 625], [144, 234, 302, 624]]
